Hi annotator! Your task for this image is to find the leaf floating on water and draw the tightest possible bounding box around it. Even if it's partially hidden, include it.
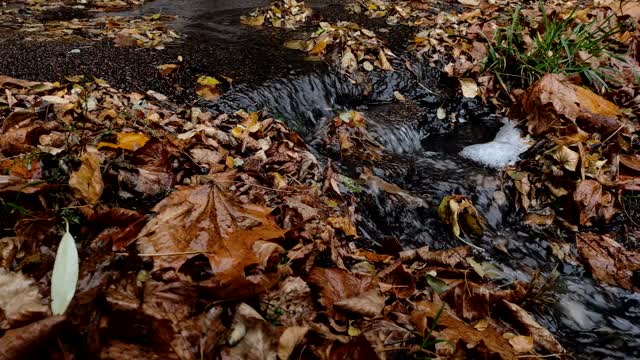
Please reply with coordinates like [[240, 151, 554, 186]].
[[51, 221, 79, 316]]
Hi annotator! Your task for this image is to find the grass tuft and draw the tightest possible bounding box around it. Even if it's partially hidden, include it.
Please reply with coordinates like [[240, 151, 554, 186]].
[[484, 1, 630, 91]]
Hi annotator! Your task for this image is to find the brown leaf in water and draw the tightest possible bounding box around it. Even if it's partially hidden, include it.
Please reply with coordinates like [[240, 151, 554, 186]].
[[69, 149, 104, 205], [501, 300, 565, 354], [0, 270, 49, 330], [576, 232, 640, 290], [136, 184, 286, 298], [0, 316, 65, 360], [514, 74, 621, 135]]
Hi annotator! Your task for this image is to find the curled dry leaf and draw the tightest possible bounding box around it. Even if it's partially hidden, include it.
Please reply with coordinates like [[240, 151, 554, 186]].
[[221, 303, 278, 359], [136, 184, 287, 298], [0, 270, 49, 330], [413, 301, 516, 359], [573, 180, 617, 225], [438, 195, 486, 239], [514, 74, 621, 135], [553, 145, 580, 172], [501, 300, 565, 354], [69, 149, 104, 205], [0, 316, 65, 360], [307, 267, 377, 316], [576, 232, 640, 290]]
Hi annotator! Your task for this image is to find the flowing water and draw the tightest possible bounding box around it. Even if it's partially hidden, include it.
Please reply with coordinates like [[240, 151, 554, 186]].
[[121, 1, 640, 358]]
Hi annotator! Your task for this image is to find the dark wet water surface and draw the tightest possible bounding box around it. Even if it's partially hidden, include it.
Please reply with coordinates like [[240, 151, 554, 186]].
[[122, 1, 640, 358]]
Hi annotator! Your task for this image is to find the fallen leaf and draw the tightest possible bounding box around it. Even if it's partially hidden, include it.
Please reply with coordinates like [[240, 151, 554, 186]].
[[278, 326, 308, 360], [334, 289, 385, 317], [573, 180, 613, 225], [576, 232, 640, 290], [51, 221, 79, 316], [221, 303, 278, 358], [0, 316, 65, 360], [508, 335, 533, 354], [136, 184, 286, 298], [69, 149, 104, 205], [413, 301, 516, 359], [308, 267, 377, 317], [620, 154, 640, 173], [514, 74, 621, 135], [97, 132, 150, 151], [553, 146, 579, 171], [0, 270, 48, 330], [460, 78, 478, 98], [501, 300, 565, 354]]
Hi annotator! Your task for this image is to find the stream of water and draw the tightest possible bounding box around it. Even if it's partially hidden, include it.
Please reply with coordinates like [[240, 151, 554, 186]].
[[121, 1, 640, 358]]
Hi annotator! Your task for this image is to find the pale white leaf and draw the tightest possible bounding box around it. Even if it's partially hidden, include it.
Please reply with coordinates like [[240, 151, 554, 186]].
[[51, 221, 79, 316]]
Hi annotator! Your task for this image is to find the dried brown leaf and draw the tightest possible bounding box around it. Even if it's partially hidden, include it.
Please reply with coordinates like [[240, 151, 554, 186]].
[[136, 184, 286, 298], [69, 150, 104, 205], [576, 232, 640, 290], [0, 270, 49, 330], [515, 74, 620, 135]]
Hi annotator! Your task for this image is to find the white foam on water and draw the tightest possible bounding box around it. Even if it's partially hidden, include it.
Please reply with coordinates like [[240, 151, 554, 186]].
[[459, 120, 531, 169]]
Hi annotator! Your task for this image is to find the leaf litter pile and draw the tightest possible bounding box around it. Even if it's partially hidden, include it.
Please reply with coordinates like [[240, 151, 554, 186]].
[[0, 1, 179, 49], [0, 72, 576, 359]]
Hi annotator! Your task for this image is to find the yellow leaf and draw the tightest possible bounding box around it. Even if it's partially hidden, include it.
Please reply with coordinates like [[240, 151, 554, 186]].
[[231, 126, 244, 138], [309, 39, 328, 55], [97, 132, 149, 151], [197, 76, 221, 86], [195, 85, 222, 102], [240, 14, 265, 26]]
